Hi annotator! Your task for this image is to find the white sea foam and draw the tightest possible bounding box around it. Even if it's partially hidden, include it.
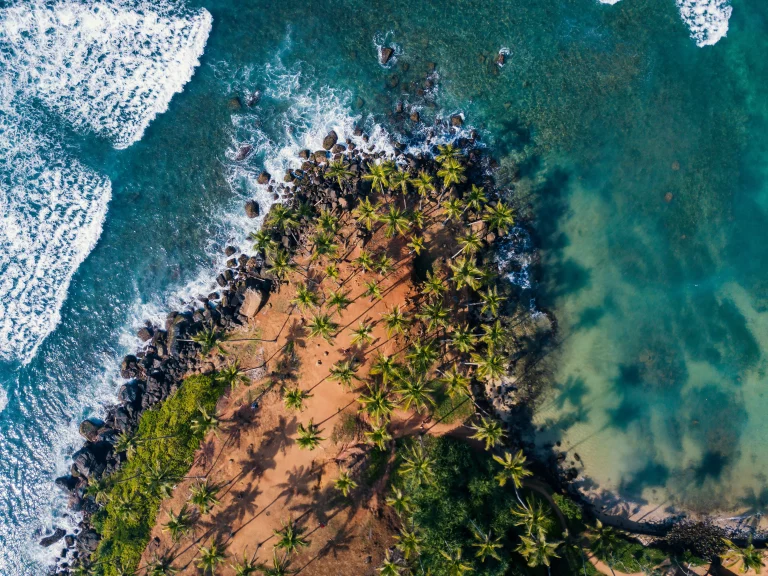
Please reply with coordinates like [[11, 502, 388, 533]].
[[1, 1, 212, 148], [676, 0, 731, 47]]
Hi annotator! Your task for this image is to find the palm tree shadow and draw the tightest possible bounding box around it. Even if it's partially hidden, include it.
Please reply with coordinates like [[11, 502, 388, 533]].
[[276, 464, 317, 506]]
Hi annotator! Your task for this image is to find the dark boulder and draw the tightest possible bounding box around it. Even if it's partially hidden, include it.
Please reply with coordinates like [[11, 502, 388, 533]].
[[322, 130, 338, 150], [71, 442, 112, 479], [244, 200, 260, 218], [380, 46, 395, 65], [77, 530, 100, 552], [224, 245, 238, 257], [235, 145, 252, 161], [137, 326, 153, 342], [40, 528, 66, 548], [450, 114, 463, 127], [54, 475, 78, 492], [118, 380, 141, 406], [65, 535, 75, 548], [78, 419, 102, 443], [216, 274, 228, 287], [119, 355, 139, 379], [257, 171, 271, 185], [246, 90, 261, 107], [410, 111, 420, 123]]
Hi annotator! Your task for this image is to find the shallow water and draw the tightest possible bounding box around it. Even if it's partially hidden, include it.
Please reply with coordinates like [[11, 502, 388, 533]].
[[0, 0, 765, 571]]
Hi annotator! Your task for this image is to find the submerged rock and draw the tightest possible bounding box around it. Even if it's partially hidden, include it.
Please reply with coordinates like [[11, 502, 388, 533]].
[[380, 46, 394, 65], [235, 145, 253, 161]]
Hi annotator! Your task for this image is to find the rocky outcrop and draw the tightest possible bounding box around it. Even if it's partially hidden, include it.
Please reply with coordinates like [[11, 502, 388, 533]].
[[244, 200, 260, 218], [379, 46, 394, 65], [40, 528, 66, 548]]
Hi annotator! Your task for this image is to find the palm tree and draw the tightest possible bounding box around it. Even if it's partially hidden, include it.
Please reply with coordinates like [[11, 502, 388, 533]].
[[435, 143, 462, 164], [450, 323, 477, 355], [421, 270, 447, 301], [482, 201, 515, 236], [257, 552, 293, 576], [382, 205, 411, 238], [334, 469, 358, 496], [192, 325, 227, 356], [395, 523, 422, 560], [375, 254, 395, 276], [326, 160, 354, 188], [283, 388, 310, 411], [400, 443, 435, 486], [190, 480, 220, 515], [291, 282, 319, 310], [358, 384, 395, 424], [395, 375, 436, 414], [312, 232, 339, 261], [231, 553, 259, 576], [363, 161, 393, 194], [296, 420, 324, 450], [215, 361, 250, 392], [250, 229, 278, 255], [449, 256, 482, 291], [364, 424, 392, 450], [369, 353, 401, 384], [379, 550, 404, 576], [274, 519, 309, 555], [316, 209, 341, 235], [723, 538, 765, 574], [439, 548, 473, 576], [478, 287, 505, 317], [329, 359, 360, 389], [267, 249, 296, 280], [354, 249, 375, 272], [266, 204, 299, 235], [437, 157, 467, 188], [492, 450, 532, 490], [406, 235, 425, 255], [386, 487, 413, 517], [405, 339, 439, 373], [469, 352, 506, 383], [480, 320, 505, 351], [113, 492, 141, 524], [442, 197, 465, 223], [145, 461, 177, 499], [350, 321, 375, 346], [516, 534, 561, 573], [363, 280, 383, 301], [307, 313, 338, 342], [464, 184, 488, 214], [197, 540, 227, 575], [470, 523, 503, 562], [324, 262, 341, 283], [382, 305, 410, 338], [326, 289, 352, 315], [470, 416, 505, 450], [418, 300, 450, 332], [439, 365, 471, 398], [389, 169, 410, 200], [454, 230, 483, 258], [191, 405, 220, 439], [411, 170, 436, 203], [113, 432, 138, 457], [147, 554, 178, 576], [590, 520, 620, 576], [511, 497, 552, 537], [409, 208, 427, 230], [354, 197, 381, 231]]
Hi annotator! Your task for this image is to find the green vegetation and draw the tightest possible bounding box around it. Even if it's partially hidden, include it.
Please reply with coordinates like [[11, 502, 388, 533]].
[[90, 374, 226, 575]]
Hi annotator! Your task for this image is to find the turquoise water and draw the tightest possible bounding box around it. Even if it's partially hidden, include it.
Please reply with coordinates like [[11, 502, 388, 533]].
[[0, 0, 765, 571]]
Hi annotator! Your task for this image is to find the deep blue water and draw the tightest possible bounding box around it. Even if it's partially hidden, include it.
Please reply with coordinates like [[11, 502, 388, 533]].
[[0, 0, 765, 571]]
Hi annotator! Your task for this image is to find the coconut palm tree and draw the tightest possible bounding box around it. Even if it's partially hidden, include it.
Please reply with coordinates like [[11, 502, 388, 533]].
[[274, 519, 309, 556], [326, 160, 354, 188], [482, 201, 515, 236], [511, 497, 552, 538], [723, 538, 765, 574], [590, 520, 620, 576], [436, 143, 462, 164], [145, 461, 177, 499], [296, 420, 324, 450], [250, 229, 278, 255], [516, 534, 561, 573], [454, 230, 483, 258], [405, 339, 439, 373], [400, 443, 435, 486], [421, 270, 447, 301], [382, 306, 410, 338], [334, 469, 358, 496], [464, 184, 488, 214], [442, 197, 465, 223], [418, 300, 450, 332], [190, 480, 220, 515], [257, 552, 293, 576], [354, 197, 381, 231], [389, 169, 410, 202], [307, 313, 338, 342], [358, 384, 395, 424], [350, 321, 375, 346], [191, 405, 220, 439], [394, 375, 436, 414], [146, 554, 177, 576], [291, 282, 319, 310], [316, 209, 341, 235], [324, 262, 341, 283], [395, 523, 423, 560], [354, 249, 375, 273], [449, 256, 482, 291], [469, 352, 506, 383], [329, 359, 360, 389], [283, 388, 310, 411], [379, 550, 404, 576], [470, 523, 503, 563], [439, 548, 473, 576], [312, 232, 339, 261], [375, 254, 396, 276], [296, 200, 314, 221], [450, 323, 477, 355], [113, 432, 138, 457], [363, 161, 393, 194], [326, 289, 352, 315], [364, 423, 393, 450], [382, 205, 411, 238], [215, 360, 250, 392], [369, 353, 401, 384], [197, 540, 227, 575], [267, 249, 296, 280], [113, 492, 141, 524], [492, 450, 532, 490], [437, 157, 467, 188], [480, 320, 506, 352], [363, 280, 384, 301], [231, 553, 259, 576], [478, 287, 505, 317], [266, 204, 299, 236], [439, 365, 472, 398], [192, 325, 228, 356], [409, 208, 427, 230], [470, 416, 505, 450], [386, 487, 413, 517], [407, 235, 425, 255], [411, 170, 436, 203]]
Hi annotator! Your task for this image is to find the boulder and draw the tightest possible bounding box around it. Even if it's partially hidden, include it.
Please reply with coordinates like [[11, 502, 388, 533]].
[[495, 52, 506, 66], [235, 145, 252, 161], [78, 419, 102, 443], [246, 90, 261, 107], [322, 130, 338, 150], [450, 114, 463, 127], [118, 381, 141, 406], [71, 442, 112, 479], [119, 355, 139, 379], [257, 171, 271, 185], [136, 326, 153, 342], [77, 530, 100, 552], [54, 475, 79, 492], [379, 46, 394, 65], [244, 200, 260, 218], [224, 245, 238, 257], [65, 535, 75, 548], [240, 288, 264, 318], [410, 111, 420, 123], [40, 528, 66, 548]]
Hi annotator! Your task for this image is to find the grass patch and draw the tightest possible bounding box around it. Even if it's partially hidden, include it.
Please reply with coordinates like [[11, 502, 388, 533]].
[[331, 411, 365, 444], [89, 374, 226, 576], [432, 386, 476, 424]]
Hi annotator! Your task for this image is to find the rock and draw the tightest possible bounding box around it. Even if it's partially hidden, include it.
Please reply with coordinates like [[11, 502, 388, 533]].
[[120, 355, 139, 379], [450, 114, 463, 127], [235, 145, 253, 161], [55, 475, 79, 492], [226, 258, 237, 269], [495, 52, 506, 66], [227, 96, 243, 110], [410, 111, 420, 123], [298, 149, 310, 159], [257, 171, 271, 185], [387, 74, 400, 89], [240, 288, 264, 318], [224, 245, 238, 257], [664, 192, 674, 203], [354, 96, 365, 109], [77, 530, 100, 552], [78, 419, 102, 443], [65, 535, 75, 548], [118, 381, 141, 406], [244, 200, 260, 219], [71, 442, 112, 479], [246, 90, 261, 107], [136, 326, 153, 342], [379, 46, 394, 65], [322, 130, 338, 150], [114, 407, 133, 432], [40, 528, 66, 548]]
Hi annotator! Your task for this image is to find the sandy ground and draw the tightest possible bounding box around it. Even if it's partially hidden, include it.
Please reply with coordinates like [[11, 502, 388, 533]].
[[138, 226, 463, 575]]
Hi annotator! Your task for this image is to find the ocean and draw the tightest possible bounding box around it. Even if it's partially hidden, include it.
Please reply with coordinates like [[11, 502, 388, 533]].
[[0, 0, 763, 571]]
